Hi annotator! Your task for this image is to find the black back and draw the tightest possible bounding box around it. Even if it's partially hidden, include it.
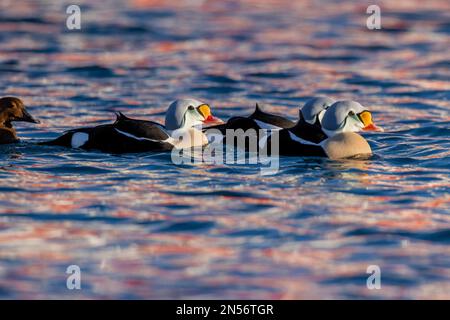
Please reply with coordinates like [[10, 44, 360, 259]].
[[249, 104, 295, 129], [263, 112, 329, 157], [270, 129, 327, 157], [204, 103, 295, 134], [113, 112, 170, 141], [40, 113, 174, 153], [287, 112, 328, 144]]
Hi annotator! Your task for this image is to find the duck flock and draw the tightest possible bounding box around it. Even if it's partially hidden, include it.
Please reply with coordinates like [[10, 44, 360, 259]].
[[0, 96, 383, 160]]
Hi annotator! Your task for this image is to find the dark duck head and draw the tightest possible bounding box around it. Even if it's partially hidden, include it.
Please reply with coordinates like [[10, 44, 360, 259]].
[[0, 97, 40, 144]]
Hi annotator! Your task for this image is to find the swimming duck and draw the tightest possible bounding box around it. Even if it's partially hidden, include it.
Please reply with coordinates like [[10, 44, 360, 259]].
[[41, 99, 222, 153], [206, 103, 295, 141], [267, 100, 383, 158], [206, 96, 335, 149], [0, 97, 39, 145], [208, 96, 335, 134]]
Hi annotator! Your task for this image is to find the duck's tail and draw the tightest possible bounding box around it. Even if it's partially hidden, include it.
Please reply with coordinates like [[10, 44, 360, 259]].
[[38, 132, 73, 147], [251, 103, 263, 117]]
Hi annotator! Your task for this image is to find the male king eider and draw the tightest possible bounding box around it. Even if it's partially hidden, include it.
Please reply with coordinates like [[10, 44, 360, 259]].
[[41, 99, 222, 153], [207, 103, 295, 138], [205, 96, 335, 149], [266, 100, 383, 158], [208, 96, 335, 134], [0, 97, 40, 145]]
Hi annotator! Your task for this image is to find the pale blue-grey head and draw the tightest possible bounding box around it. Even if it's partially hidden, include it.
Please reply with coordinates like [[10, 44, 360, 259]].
[[301, 96, 335, 125], [165, 98, 212, 131], [321, 100, 382, 136]]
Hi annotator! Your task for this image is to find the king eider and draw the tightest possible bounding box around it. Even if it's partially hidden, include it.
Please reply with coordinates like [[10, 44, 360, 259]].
[[206, 103, 295, 138], [41, 99, 222, 153], [0, 97, 40, 145], [266, 100, 383, 158], [205, 96, 335, 149]]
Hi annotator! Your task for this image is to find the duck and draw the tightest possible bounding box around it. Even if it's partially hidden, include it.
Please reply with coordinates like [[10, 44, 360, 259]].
[[266, 100, 383, 159], [207, 103, 295, 138], [208, 96, 335, 133], [205, 96, 335, 149], [41, 99, 222, 153], [0, 97, 40, 145]]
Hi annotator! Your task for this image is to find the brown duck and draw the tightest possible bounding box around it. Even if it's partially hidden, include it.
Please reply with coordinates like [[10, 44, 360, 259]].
[[0, 97, 39, 145]]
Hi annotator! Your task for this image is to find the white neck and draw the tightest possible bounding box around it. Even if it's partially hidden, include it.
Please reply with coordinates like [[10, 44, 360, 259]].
[[323, 118, 362, 138]]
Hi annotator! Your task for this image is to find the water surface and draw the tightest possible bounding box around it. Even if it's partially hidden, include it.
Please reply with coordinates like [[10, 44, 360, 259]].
[[0, 0, 449, 299]]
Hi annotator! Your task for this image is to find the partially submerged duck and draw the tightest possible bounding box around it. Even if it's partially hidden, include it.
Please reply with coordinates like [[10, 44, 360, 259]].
[[267, 100, 383, 159], [41, 99, 222, 153], [210, 96, 335, 134], [206, 96, 335, 147], [0, 97, 39, 145], [208, 103, 295, 136]]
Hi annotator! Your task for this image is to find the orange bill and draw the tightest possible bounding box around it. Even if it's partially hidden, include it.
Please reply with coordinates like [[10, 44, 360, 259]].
[[358, 110, 384, 132]]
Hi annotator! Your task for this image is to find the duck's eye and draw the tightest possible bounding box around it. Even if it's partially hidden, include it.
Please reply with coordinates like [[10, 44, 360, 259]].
[[348, 111, 355, 116], [188, 105, 195, 111]]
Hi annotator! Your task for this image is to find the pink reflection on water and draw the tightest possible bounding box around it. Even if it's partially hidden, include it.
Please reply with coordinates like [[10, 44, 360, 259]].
[[0, 0, 449, 299]]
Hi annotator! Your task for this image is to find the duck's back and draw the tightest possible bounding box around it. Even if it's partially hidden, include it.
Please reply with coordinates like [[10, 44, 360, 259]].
[[206, 104, 294, 134], [265, 129, 327, 157], [41, 114, 174, 153], [249, 104, 295, 129], [113, 113, 170, 141]]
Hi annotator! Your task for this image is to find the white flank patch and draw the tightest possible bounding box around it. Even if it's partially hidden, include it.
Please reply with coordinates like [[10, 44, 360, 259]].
[[71, 132, 89, 148]]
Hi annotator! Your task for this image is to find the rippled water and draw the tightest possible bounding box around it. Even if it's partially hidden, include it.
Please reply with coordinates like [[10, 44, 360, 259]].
[[0, 0, 449, 299]]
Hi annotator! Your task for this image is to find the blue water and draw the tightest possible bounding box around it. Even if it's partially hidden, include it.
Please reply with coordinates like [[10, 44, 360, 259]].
[[0, 0, 449, 299]]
